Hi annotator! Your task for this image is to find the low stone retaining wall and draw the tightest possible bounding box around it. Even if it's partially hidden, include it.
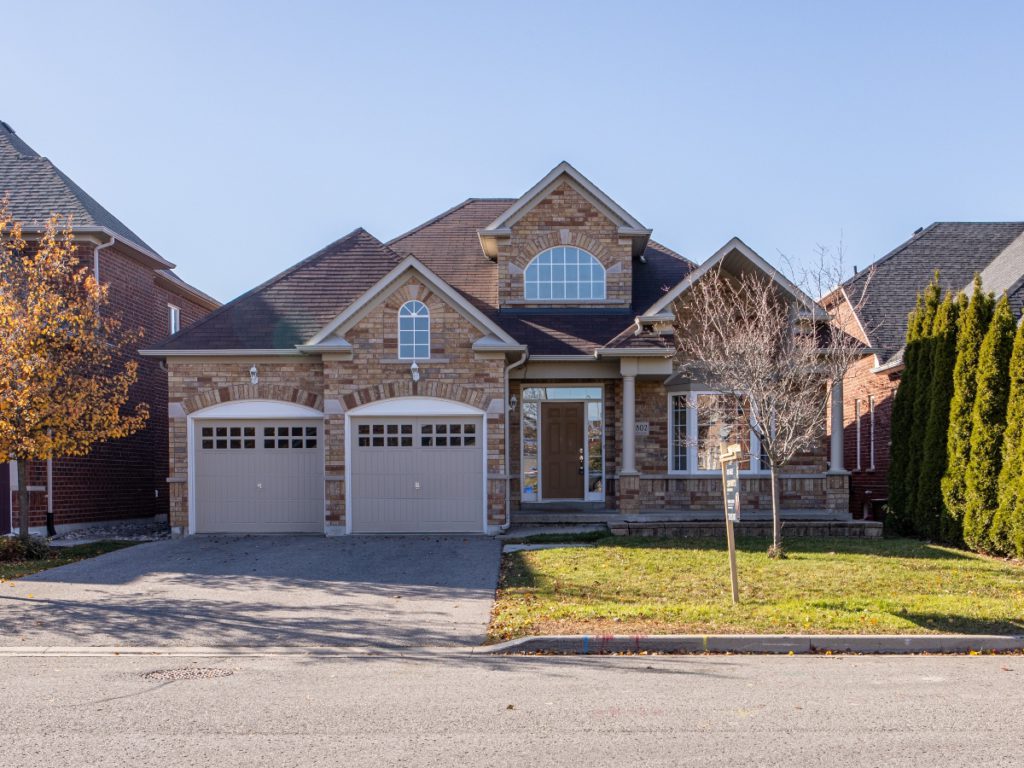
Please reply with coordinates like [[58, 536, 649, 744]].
[[608, 520, 884, 538]]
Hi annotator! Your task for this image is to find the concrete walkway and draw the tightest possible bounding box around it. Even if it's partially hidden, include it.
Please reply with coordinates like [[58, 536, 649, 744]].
[[0, 535, 501, 648]]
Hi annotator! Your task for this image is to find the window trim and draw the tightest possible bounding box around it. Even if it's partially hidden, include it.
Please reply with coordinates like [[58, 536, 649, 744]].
[[666, 391, 767, 475], [398, 300, 430, 360], [168, 303, 181, 335], [523, 246, 606, 302]]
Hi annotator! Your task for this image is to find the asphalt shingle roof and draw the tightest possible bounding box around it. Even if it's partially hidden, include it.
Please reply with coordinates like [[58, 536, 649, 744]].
[[0, 120, 154, 251], [159, 195, 695, 354], [843, 222, 1024, 358], [158, 229, 403, 350], [388, 198, 695, 354]]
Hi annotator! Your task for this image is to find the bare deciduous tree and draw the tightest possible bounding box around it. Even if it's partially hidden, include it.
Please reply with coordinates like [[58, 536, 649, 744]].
[[672, 253, 869, 557]]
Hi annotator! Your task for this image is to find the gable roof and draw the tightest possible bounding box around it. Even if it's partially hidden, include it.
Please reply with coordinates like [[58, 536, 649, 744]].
[[0, 120, 154, 253], [153, 229, 403, 350], [843, 222, 1024, 358], [305, 254, 521, 349], [643, 236, 821, 318], [1, 120, 217, 309], [389, 197, 695, 355], [477, 162, 652, 259], [148, 174, 697, 356]]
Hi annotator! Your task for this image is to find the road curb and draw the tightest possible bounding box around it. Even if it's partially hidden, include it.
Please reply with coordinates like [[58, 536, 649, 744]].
[[480, 633, 1024, 655]]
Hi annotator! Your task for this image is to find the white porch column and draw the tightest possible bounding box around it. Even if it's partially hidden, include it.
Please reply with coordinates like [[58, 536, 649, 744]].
[[829, 379, 845, 472], [621, 368, 637, 476]]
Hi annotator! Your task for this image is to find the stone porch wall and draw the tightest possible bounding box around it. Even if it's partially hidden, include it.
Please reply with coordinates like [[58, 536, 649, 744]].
[[511, 377, 844, 516]]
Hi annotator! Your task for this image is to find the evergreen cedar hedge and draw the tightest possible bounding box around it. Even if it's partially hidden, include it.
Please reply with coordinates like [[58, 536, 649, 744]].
[[889, 275, 1024, 558]]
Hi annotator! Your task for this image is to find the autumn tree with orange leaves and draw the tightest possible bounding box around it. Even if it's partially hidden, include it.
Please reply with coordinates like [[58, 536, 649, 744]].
[[0, 202, 148, 539]]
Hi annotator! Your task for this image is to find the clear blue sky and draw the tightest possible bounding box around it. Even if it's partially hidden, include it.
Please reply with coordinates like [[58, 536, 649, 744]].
[[7, 1, 1024, 302]]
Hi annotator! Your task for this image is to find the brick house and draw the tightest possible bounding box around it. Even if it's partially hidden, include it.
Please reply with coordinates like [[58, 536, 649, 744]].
[[144, 162, 850, 535], [0, 121, 218, 535], [825, 222, 1024, 519]]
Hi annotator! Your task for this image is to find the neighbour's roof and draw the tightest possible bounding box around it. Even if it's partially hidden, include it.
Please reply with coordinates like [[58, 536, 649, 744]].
[[1, 120, 217, 309], [843, 222, 1024, 360], [156, 195, 696, 355], [0, 120, 154, 251], [157, 229, 403, 350]]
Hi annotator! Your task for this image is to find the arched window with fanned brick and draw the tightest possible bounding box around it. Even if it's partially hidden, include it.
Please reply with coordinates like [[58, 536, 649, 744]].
[[524, 247, 606, 301]]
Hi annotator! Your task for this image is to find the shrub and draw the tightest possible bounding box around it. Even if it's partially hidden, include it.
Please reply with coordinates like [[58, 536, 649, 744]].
[[915, 292, 960, 539], [990, 312, 1024, 555], [941, 276, 994, 545], [0, 535, 51, 562], [963, 295, 1015, 551]]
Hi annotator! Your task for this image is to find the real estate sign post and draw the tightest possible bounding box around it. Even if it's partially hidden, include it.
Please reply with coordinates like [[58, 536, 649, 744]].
[[720, 443, 742, 604]]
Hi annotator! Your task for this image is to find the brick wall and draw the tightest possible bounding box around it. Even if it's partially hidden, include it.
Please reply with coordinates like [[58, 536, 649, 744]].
[[9, 239, 213, 530], [496, 182, 633, 308], [840, 354, 898, 519]]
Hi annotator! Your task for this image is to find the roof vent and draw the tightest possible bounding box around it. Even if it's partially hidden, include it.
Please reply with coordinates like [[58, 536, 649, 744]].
[[913, 226, 924, 235]]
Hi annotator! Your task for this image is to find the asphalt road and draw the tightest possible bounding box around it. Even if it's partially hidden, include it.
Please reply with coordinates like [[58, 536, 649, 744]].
[[1, 653, 1020, 767]]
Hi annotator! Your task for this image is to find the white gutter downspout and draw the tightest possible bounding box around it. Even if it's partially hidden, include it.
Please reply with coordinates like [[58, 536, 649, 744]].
[[502, 351, 529, 531], [92, 232, 116, 283]]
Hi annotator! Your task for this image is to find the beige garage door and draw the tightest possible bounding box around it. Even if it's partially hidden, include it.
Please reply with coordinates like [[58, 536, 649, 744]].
[[350, 416, 484, 533], [194, 419, 324, 533]]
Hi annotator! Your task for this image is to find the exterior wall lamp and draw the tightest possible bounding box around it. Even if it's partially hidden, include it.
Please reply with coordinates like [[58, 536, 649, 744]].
[[410, 361, 420, 383], [249, 364, 259, 385], [509, 394, 518, 412]]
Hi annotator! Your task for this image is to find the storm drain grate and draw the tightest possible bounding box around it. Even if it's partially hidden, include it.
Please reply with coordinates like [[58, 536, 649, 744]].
[[143, 667, 234, 682]]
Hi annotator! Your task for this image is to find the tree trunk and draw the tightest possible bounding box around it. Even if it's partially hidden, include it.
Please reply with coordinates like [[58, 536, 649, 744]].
[[769, 463, 784, 558], [16, 460, 31, 541]]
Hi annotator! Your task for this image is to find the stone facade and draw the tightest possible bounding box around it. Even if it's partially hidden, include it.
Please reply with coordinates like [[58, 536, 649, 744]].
[[507, 376, 842, 517], [496, 181, 633, 308], [165, 276, 508, 533]]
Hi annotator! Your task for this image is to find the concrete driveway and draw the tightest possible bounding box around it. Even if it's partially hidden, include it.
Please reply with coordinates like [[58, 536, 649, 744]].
[[0, 535, 501, 648]]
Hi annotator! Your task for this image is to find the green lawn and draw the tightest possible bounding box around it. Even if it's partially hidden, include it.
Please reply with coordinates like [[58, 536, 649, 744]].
[[0, 541, 137, 581], [490, 536, 1024, 641]]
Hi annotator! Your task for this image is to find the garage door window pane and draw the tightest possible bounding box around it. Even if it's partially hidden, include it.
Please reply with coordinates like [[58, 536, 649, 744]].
[[216, 427, 227, 437], [264, 439, 275, 448], [202, 439, 214, 449], [216, 439, 227, 449], [202, 427, 213, 438]]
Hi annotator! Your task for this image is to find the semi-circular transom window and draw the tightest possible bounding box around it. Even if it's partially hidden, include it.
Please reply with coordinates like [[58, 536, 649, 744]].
[[524, 247, 606, 301], [398, 300, 430, 359]]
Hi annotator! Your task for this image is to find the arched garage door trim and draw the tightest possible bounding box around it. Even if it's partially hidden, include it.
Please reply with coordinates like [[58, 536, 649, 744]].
[[188, 399, 325, 535], [344, 397, 487, 534]]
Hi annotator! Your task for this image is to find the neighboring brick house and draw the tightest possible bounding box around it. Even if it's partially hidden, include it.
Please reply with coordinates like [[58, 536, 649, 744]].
[[145, 162, 849, 536], [825, 222, 1024, 519], [0, 121, 218, 534]]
